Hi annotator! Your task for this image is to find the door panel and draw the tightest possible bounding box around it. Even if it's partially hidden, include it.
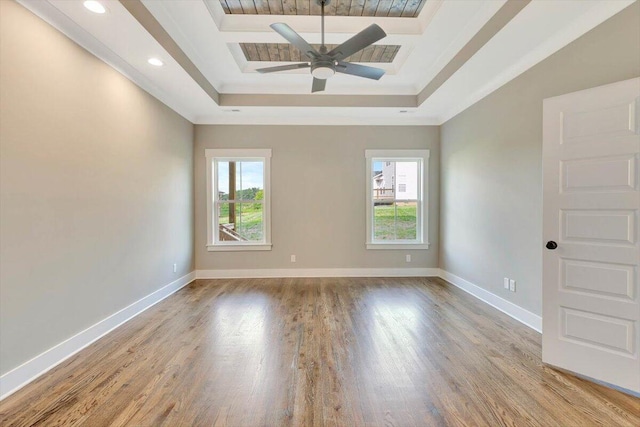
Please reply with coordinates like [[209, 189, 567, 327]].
[[561, 155, 636, 192], [561, 259, 635, 300], [560, 307, 634, 355], [543, 77, 640, 393], [561, 100, 639, 145], [561, 209, 635, 245]]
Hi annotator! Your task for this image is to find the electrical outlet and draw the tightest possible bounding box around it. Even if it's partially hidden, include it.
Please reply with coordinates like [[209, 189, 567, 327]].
[[504, 278, 510, 289], [173, 263, 177, 273], [509, 279, 516, 292], [405, 254, 411, 263], [290, 255, 296, 263]]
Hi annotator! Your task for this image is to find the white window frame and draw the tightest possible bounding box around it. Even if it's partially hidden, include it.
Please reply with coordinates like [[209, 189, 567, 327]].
[[365, 149, 430, 250], [206, 149, 272, 251]]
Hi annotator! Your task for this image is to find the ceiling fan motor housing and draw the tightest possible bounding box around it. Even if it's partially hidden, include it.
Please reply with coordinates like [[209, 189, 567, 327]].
[[311, 59, 336, 79], [257, 0, 386, 91]]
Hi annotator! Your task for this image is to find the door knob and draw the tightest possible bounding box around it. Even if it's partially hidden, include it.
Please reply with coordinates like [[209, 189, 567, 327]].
[[546, 241, 558, 250]]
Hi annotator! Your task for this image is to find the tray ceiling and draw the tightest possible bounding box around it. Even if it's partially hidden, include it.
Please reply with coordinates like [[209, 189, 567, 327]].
[[219, 0, 428, 17], [240, 43, 400, 62], [17, 0, 636, 125]]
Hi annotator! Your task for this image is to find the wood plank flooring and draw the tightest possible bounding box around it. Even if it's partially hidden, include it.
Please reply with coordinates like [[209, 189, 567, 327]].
[[1, 277, 638, 426]]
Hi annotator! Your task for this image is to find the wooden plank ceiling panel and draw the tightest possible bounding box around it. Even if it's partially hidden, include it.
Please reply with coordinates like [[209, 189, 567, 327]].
[[240, 43, 400, 62], [219, 0, 426, 17]]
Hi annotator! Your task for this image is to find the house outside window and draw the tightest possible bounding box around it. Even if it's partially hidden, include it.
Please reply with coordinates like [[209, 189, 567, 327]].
[[205, 149, 272, 251], [365, 149, 430, 250]]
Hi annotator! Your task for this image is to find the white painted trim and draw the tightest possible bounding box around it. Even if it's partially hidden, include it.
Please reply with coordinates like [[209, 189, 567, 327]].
[[366, 243, 430, 250], [196, 268, 441, 279], [207, 243, 272, 251], [437, 0, 635, 124], [438, 269, 542, 333], [205, 149, 272, 249], [0, 272, 196, 401], [365, 149, 430, 248], [194, 114, 440, 126], [205, 149, 272, 158]]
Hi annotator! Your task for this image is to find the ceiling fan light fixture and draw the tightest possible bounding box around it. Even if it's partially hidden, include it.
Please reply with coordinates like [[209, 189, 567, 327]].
[[311, 66, 335, 80]]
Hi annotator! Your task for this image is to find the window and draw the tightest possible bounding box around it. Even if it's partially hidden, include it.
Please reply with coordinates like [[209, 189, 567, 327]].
[[365, 149, 430, 250], [206, 149, 271, 251]]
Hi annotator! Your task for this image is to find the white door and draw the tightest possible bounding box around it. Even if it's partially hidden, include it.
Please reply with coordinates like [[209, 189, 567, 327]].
[[542, 77, 640, 393]]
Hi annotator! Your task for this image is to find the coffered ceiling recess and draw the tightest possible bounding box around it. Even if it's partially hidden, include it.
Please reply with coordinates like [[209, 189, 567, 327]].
[[17, 0, 636, 125], [219, 0, 428, 17]]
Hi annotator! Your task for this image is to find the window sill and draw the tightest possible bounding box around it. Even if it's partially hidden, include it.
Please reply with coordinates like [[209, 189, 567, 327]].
[[207, 243, 272, 252], [366, 242, 430, 250]]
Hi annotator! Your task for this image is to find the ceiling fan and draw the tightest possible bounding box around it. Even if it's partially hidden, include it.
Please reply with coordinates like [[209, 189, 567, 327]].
[[256, 0, 387, 93]]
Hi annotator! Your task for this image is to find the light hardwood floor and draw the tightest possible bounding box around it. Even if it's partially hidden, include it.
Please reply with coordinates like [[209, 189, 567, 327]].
[[1, 277, 638, 426]]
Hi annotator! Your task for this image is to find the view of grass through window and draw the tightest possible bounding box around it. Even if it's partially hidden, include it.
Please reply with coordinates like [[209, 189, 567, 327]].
[[218, 202, 263, 241], [374, 202, 417, 240], [372, 160, 419, 241], [216, 160, 264, 242]]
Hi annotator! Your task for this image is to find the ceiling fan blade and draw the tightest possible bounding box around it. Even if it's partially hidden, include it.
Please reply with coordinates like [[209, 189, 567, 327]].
[[271, 23, 319, 59], [312, 78, 327, 93], [328, 24, 386, 61], [336, 62, 385, 80], [256, 63, 311, 73]]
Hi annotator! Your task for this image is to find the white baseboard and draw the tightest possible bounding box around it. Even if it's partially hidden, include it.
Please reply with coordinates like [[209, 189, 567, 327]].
[[0, 271, 196, 401], [438, 269, 542, 333], [196, 267, 441, 279]]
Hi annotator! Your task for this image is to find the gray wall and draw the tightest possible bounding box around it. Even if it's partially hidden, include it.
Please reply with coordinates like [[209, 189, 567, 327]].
[[439, 2, 640, 315], [0, 1, 195, 375], [195, 125, 439, 270]]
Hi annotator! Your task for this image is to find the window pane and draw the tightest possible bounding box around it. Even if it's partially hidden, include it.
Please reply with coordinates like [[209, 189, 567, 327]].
[[372, 160, 418, 200], [236, 161, 264, 200], [372, 161, 393, 202], [373, 201, 417, 241], [217, 161, 264, 201], [395, 201, 417, 240], [373, 202, 396, 240], [217, 161, 229, 200], [235, 202, 264, 241], [217, 202, 263, 242], [395, 161, 418, 199]]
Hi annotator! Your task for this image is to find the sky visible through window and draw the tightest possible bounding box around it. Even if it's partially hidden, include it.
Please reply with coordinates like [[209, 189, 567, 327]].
[[218, 161, 264, 196]]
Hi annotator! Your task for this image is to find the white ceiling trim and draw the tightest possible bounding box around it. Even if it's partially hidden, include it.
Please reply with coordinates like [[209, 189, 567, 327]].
[[217, 30, 419, 45], [411, 0, 506, 93], [144, 0, 500, 96], [434, 0, 636, 124], [15, 0, 633, 126], [195, 108, 438, 126], [217, 16, 424, 38]]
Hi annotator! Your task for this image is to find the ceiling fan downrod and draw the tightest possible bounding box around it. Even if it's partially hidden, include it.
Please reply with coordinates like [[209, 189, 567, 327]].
[[320, 0, 327, 51], [312, 0, 335, 80]]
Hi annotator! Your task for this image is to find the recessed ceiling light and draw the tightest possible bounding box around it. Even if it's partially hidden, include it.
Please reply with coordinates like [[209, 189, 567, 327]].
[[83, 1, 106, 14], [147, 58, 164, 67]]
